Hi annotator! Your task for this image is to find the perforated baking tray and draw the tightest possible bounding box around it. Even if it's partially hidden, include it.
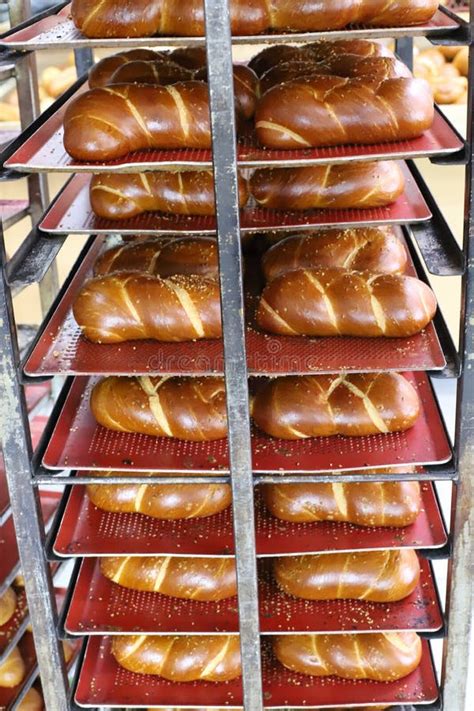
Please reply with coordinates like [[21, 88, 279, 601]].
[[64, 554, 442, 636], [0, 633, 37, 711], [74, 635, 438, 708], [39, 162, 430, 236], [52, 482, 447, 558], [4, 87, 463, 172], [0, 491, 62, 596], [41, 372, 452, 473], [24, 235, 446, 378], [0, 588, 28, 664]]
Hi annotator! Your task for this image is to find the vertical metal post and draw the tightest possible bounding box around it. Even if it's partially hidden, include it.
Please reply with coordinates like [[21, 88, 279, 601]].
[[395, 37, 414, 70], [442, 11, 474, 710], [203, 1, 263, 710], [74, 48, 94, 76], [0, 228, 70, 710], [7, 0, 32, 27]]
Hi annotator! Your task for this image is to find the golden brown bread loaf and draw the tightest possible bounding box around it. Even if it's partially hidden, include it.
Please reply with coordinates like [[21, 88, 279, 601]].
[[255, 76, 434, 149], [64, 82, 211, 161], [101, 556, 237, 601], [251, 373, 420, 439], [72, 1, 439, 38], [262, 228, 408, 281], [17, 687, 44, 711], [111, 635, 241, 681], [0, 645, 26, 688], [263, 477, 422, 527], [273, 632, 422, 680], [93, 237, 219, 278], [90, 171, 249, 220], [257, 268, 437, 337], [0, 586, 17, 626], [259, 55, 412, 94], [273, 549, 420, 602], [107, 59, 194, 86], [86, 474, 231, 519], [73, 272, 221, 343], [90, 376, 227, 441], [249, 40, 393, 77], [251, 161, 405, 211], [88, 50, 165, 88]]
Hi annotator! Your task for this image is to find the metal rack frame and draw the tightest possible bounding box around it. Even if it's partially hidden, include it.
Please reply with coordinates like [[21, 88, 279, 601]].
[[0, 1, 473, 710]]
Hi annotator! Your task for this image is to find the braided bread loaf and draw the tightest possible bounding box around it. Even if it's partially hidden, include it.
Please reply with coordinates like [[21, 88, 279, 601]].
[[93, 237, 219, 278], [259, 55, 412, 94], [90, 170, 249, 220], [73, 272, 221, 343], [72, 1, 439, 38], [101, 556, 237, 601], [64, 82, 211, 161], [89, 49, 164, 88], [273, 632, 422, 680], [87, 475, 231, 519], [111, 635, 241, 681], [0, 646, 26, 688], [263, 477, 422, 527], [262, 228, 408, 281], [91, 376, 227, 441], [251, 161, 405, 212], [257, 268, 437, 337], [249, 40, 393, 77], [274, 549, 420, 602], [251, 373, 420, 439], [0, 586, 17, 626], [256, 76, 433, 149]]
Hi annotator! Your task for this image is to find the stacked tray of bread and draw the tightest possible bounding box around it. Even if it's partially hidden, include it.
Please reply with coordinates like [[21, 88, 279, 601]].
[[6, 2, 461, 707]]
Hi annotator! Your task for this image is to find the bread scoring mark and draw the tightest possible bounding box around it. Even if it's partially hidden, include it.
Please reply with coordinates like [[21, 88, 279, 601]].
[[80, 0, 107, 32], [323, 102, 348, 139], [139, 173, 153, 197], [359, 549, 390, 601], [255, 121, 311, 147], [110, 556, 131, 584], [352, 635, 368, 678], [166, 86, 190, 139], [332, 483, 348, 519], [343, 239, 364, 268], [119, 634, 147, 660], [201, 637, 232, 679], [90, 185, 136, 203], [383, 632, 418, 654], [191, 488, 214, 519], [68, 113, 123, 134], [366, 274, 387, 334], [157, 637, 177, 674], [336, 552, 351, 598], [310, 635, 329, 673], [103, 244, 127, 274], [166, 280, 204, 338], [375, 94, 400, 135], [320, 164, 332, 193], [341, 377, 389, 434], [153, 557, 172, 592], [259, 299, 299, 335], [117, 277, 147, 335], [304, 271, 339, 332], [134, 484, 149, 513]]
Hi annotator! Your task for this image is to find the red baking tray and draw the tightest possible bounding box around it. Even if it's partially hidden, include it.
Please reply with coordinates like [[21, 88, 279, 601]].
[[3, 83, 463, 172], [0, 633, 37, 711], [0, 491, 62, 596], [24, 234, 446, 377], [0, 588, 28, 663], [74, 635, 438, 708], [1, 4, 459, 50], [64, 555, 442, 635], [41, 372, 452, 473], [52, 482, 447, 558], [39, 162, 431, 236]]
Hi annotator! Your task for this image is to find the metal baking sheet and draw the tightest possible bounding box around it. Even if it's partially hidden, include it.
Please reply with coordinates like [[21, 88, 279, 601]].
[[64, 555, 442, 635], [24, 235, 446, 378], [41, 372, 452, 473], [39, 162, 431, 236], [0, 633, 37, 711], [4, 87, 463, 172], [74, 635, 438, 708], [1, 4, 459, 50], [0, 588, 28, 664], [0, 491, 62, 596], [52, 482, 447, 558]]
